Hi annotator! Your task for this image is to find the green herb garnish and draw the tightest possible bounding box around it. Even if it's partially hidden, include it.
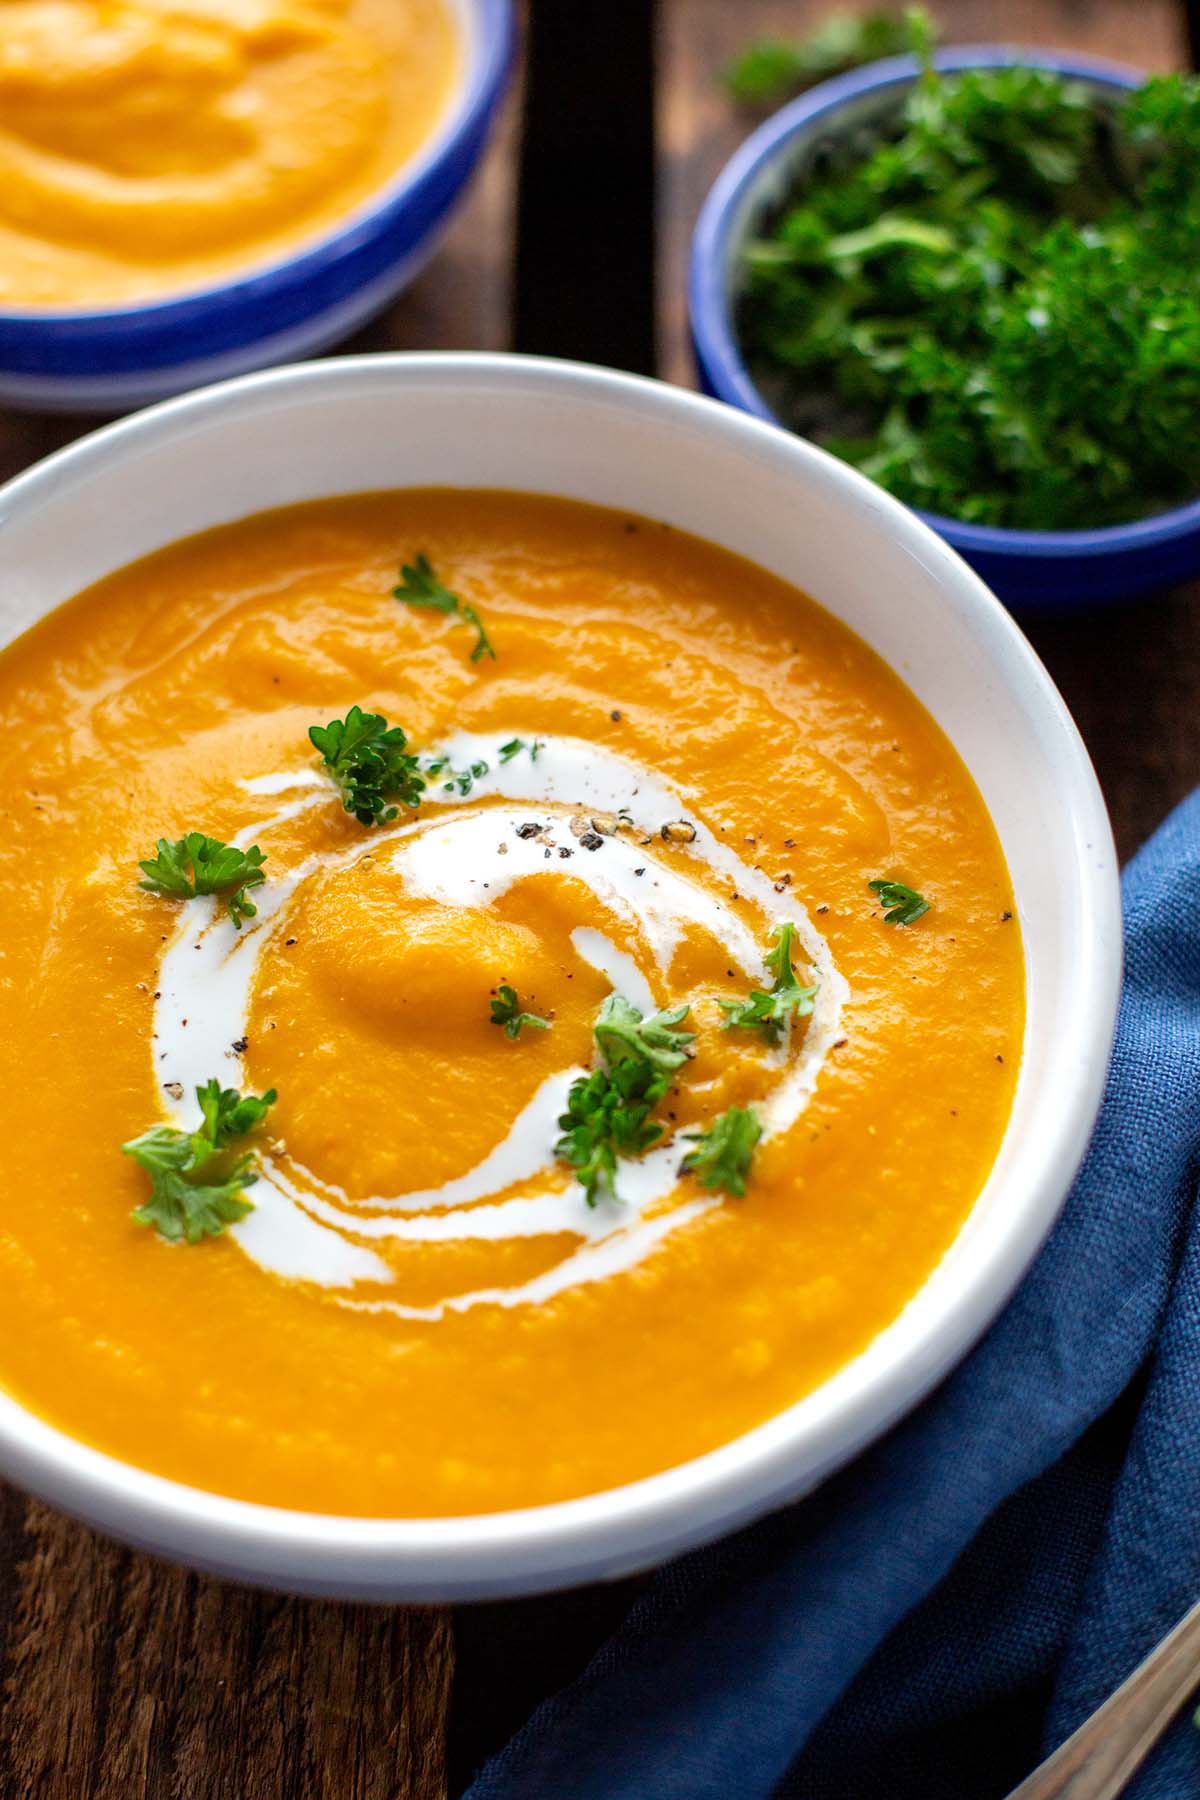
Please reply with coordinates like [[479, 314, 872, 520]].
[[719, 922, 817, 1044], [423, 738, 539, 794], [309, 705, 425, 826], [123, 1079, 277, 1244], [869, 878, 930, 924], [555, 1063, 668, 1208], [594, 993, 695, 1072], [454, 759, 489, 795], [738, 67, 1200, 529], [555, 995, 694, 1205], [726, 8, 936, 107], [680, 1105, 763, 1197], [138, 834, 266, 928], [499, 736, 543, 763], [490, 984, 550, 1040], [394, 554, 496, 663]]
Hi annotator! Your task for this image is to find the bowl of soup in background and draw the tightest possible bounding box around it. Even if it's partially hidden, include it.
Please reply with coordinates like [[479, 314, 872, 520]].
[[0, 353, 1120, 1598], [0, 0, 513, 414], [690, 49, 1200, 607]]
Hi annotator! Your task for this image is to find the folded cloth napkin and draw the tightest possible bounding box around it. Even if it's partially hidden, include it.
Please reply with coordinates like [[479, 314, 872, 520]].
[[466, 789, 1200, 1800]]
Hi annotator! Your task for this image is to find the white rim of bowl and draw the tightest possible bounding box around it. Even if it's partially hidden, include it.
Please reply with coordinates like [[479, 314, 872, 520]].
[[0, 354, 1123, 1597]]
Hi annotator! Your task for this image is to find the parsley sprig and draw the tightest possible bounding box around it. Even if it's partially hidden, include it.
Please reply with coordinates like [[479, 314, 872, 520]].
[[123, 1079, 277, 1244], [490, 984, 550, 1040], [138, 834, 266, 928], [869, 878, 930, 924], [719, 923, 817, 1044], [309, 705, 426, 826], [394, 554, 496, 663], [595, 994, 695, 1072], [556, 1064, 668, 1209], [556, 995, 694, 1206], [680, 1105, 763, 1197]]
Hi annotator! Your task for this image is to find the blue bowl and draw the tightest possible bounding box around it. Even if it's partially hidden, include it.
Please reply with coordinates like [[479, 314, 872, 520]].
[[0, 0, 514, 415], [690, 47, 1200, 607]]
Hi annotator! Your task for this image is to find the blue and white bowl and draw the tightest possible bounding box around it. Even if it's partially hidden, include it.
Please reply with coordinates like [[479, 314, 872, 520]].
[[691, 49, 1200, 607], [0, 0, 514, 415]]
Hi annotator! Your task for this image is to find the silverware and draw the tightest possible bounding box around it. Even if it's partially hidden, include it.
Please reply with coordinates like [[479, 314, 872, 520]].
[[1008, 1598, 1200, 1799]]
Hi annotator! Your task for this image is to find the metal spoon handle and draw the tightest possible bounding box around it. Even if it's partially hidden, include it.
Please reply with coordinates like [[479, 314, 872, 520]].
[[1008, 1598, 1200, 1800]]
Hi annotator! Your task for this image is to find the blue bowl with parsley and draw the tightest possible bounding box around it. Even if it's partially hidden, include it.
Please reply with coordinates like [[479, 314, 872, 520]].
[[690, 49, 1200, 606]]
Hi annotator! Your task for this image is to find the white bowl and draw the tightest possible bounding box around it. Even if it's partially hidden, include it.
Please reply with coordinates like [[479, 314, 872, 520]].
[[0, 354, 1121, 1599]]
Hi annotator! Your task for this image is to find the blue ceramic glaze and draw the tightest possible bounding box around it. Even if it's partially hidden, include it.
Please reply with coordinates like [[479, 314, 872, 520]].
[[0, 0, 515, 412], [690, 48, 1200, 607]]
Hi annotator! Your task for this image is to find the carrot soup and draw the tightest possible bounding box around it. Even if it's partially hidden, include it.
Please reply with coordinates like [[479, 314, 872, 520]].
[[0, 0, 460, 308], [0, 491, 1023, 1515]]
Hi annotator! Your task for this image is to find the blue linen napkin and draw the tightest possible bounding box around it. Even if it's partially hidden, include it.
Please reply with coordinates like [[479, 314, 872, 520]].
[[466, 789, 1200, 1800]]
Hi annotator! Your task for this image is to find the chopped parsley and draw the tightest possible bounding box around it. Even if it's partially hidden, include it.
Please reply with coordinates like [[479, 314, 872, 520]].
[[443, 758, 490, 797], [555, 995, 694, 1206], [490, 984, 550, 1040], [423, 753, 489, 796], [123, 1079, 276, 1244], [421, 737, 541, 797], [869, 878, 930, 925], [138, 833, 266, 928], [499, 736, 543, 763], [737, 60, 1200, 529], [719, 922, 817, 1044], [726, 9, 937, 107], [309, 705, 425, 826], [680, 1105, 763, 1197], [394, 554, 496, 663]]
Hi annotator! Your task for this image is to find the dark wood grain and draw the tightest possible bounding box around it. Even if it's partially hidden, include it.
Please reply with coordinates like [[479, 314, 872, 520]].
[[1024, 593, 1200, 864], [513, 0, 656, 371], [0, 1504, 452, 1800]]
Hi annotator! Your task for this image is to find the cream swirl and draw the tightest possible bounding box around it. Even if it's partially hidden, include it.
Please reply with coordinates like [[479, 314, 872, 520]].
[[148, 734, 848, 1316]]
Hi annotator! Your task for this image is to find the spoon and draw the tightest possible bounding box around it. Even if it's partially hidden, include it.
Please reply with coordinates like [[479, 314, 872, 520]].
[[1008, 1597, 1200, 1799]]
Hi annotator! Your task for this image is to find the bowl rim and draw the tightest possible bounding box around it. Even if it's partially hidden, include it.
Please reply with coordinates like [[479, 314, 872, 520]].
[[0, 351, 1122, 1597], [0, 0, 515, 331], [689, 45, 1200, 560]]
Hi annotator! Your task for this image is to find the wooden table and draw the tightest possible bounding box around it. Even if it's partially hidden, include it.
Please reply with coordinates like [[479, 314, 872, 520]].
[[1, 4, 1196, 1793]]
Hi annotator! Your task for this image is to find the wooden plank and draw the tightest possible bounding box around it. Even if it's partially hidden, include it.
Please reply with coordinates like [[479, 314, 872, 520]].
[[0, 59, 524, 1800], [0, 1503, 452, 1800], [513, 0, 656, 370], [656, 0, 1199, 864], [351, 69, 524, 359]]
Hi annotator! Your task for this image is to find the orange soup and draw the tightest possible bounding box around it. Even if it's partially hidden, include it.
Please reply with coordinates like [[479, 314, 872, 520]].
[[0, 492, 1023, 1516], [0, 0, 460, 308]]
